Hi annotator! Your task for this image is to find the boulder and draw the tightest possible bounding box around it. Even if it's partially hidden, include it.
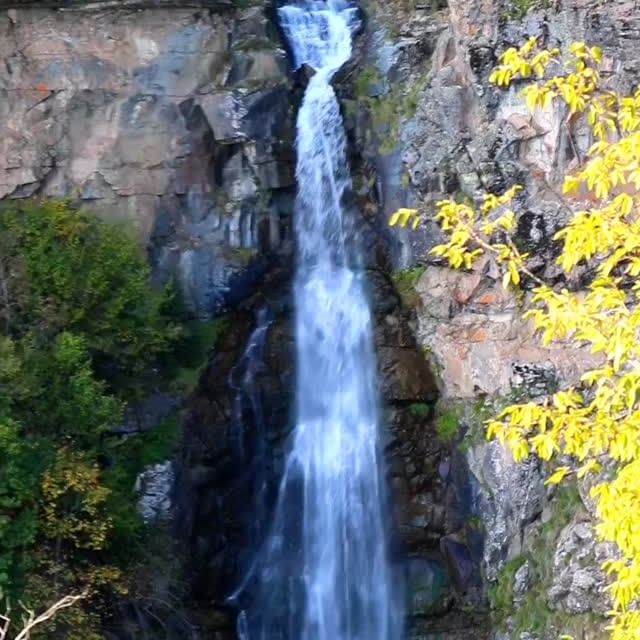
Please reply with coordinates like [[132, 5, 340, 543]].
[[548, 518, 617, 616], [293, 63, 317, 88]]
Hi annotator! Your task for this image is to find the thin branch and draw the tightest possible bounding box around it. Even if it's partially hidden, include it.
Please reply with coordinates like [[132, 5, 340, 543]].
[[469, 228, 547, 286], [12, 593, 87, 640], [0, 614, 10, 640], [567, 125, 583, 167]]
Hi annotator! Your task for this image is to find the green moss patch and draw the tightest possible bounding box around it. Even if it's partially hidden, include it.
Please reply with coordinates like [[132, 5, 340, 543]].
[[408, 402, 432, 418], [436, 411, 460, 442], [391, 266, 426, 307]]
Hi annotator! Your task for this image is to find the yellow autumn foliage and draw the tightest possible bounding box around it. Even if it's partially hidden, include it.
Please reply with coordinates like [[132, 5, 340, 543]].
[[391, 38, 640, 639], [42, 450, 112, 551]]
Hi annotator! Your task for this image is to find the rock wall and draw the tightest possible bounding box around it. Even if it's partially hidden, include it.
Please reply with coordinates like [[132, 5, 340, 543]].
[[0, 0, 296, 314], [339, 0, 639, 638]]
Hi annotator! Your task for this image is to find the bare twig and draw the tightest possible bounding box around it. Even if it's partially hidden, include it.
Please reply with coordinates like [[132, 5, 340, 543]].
[[0, 613, 10, 640], [0, 592, 88, 640]]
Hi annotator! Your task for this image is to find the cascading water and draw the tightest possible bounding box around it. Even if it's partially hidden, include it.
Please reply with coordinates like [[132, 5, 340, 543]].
[[229, 308, 273, 562], [236, 1, 403, 638]]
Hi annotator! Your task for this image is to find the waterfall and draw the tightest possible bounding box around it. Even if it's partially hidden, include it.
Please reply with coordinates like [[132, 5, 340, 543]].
[[236, 1, 403, 638], [229, 308, 273, 565]]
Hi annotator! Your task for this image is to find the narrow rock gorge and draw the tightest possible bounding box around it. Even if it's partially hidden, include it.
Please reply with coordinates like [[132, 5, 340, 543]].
[[1, 0, 637, 639]]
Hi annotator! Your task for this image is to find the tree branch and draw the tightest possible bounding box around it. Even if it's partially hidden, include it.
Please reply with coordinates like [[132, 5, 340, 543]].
[[0, 592, 89, 640]]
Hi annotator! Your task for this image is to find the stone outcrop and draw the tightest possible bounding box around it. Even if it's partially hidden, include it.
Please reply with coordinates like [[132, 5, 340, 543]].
[[413, 257, 603, 399], [548, 517, 616, 617], [467, 440, 545, 582], [135, 460, 175, 523], [0, 0, 296, 313]]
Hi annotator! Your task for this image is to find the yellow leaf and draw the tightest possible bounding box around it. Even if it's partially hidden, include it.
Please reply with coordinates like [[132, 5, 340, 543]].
[[545, 466, 572, 485], [512, 439, 530, 462], [508, 261, 521, 285], [577, 460, 602, 479], [591, 46, 603, 64]]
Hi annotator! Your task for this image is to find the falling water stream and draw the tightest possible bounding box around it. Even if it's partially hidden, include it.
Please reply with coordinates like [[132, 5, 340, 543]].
[[236, 1, 403, 638]]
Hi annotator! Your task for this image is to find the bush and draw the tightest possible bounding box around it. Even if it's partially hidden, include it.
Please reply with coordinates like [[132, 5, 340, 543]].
[[0, 199, 185, 636]]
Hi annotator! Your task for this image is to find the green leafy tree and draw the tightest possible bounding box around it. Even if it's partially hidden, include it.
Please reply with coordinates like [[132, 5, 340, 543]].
[[0, 200, 180, 392], [0, 199, 184, 637], [0, 339, 41, 596], [15, 333, 121, 447]]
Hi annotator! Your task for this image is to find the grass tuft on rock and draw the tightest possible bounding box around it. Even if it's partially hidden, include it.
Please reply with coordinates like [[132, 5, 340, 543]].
[[435, 411, 460, 442]]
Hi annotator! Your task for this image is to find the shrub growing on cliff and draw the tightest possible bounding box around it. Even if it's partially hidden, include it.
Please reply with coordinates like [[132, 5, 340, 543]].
[[0, 199, 180, 392], [0, 199, 182, 637], [392, 38, 640, 640]]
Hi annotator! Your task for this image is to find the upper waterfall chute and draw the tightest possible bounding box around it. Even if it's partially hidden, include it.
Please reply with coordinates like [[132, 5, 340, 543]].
[[278, 0, 359, 78], [236, 2, 404, 638]]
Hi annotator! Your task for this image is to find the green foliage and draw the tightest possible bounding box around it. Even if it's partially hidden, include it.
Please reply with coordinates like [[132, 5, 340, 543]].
[[350, 67, 427, 155], [465, 514, 484, 533], [435, 411, 460, 442], [507, 0, 536, 19], [408, 402, 432, 418], [372, 82, 423, 154], [0, 417, 41, 594], [168, 317, 227, 392], [489, 556, 527, 618], [0, 199, 187, 635], [354, 66, 381, 99], [0, 199, 180, 393], [505, 0, 552, 20], [103, 415, 179, 559], [391, 266, 426, 307], [18, 333, 122, 445], [234, 36, 278, 52], [41, 450, 112, 552], [224, 246, 256, 267]]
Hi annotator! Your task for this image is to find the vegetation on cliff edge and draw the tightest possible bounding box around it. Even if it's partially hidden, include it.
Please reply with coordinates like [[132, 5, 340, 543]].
[[0, 200, 195, 638]]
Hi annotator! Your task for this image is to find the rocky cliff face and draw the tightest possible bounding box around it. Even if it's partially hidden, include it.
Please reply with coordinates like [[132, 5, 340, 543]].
[[339, 0, 638, 638], [0, 0, 296, 314]]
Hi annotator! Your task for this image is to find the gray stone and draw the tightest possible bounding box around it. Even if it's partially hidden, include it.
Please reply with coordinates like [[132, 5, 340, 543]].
[[467, 440, 545, 580], [135, 460, 175, 523], [548, 517, 617, 615], [513, 560, 531, 603]]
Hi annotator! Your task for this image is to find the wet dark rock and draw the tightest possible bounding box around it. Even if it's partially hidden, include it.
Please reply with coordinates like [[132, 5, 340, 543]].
[[441, 536, 473, 593], [407, 555, 453, 617], [293, 63, 317, 88]]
